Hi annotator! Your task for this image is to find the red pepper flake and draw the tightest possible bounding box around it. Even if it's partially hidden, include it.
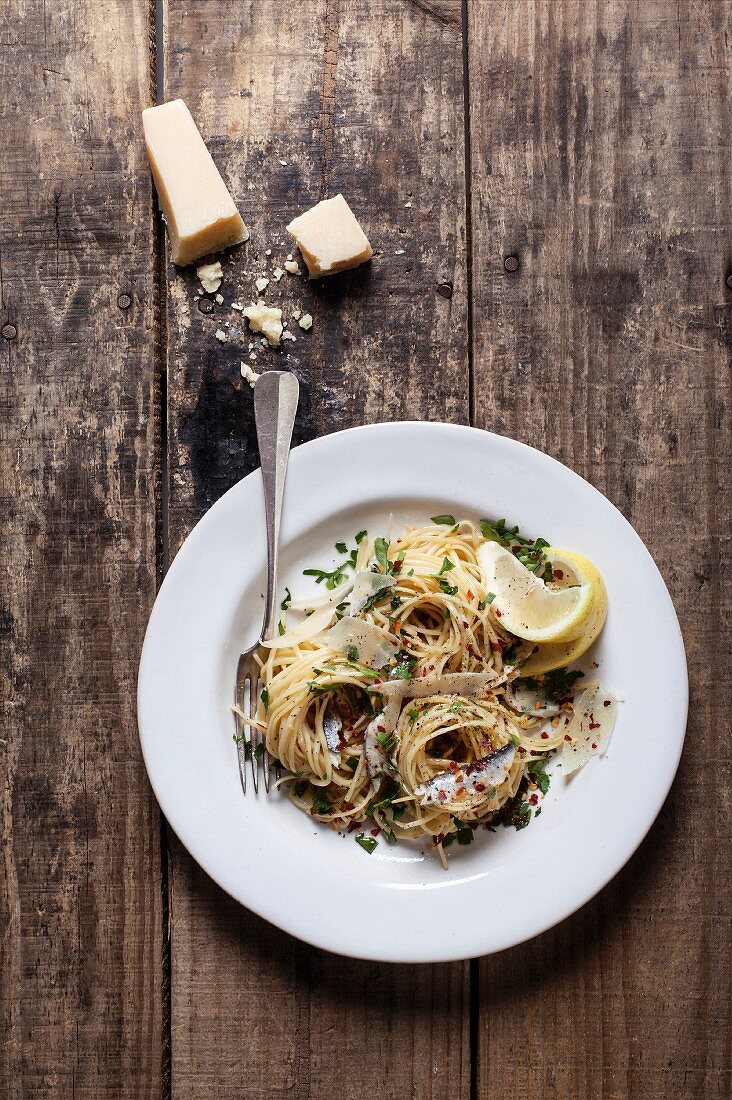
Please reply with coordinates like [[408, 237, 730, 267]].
[[517, 746, 526, 755], [589, 721, 601, 730], [540, 731, 549, 739], [449, 760, 460, 773], [392, 559, 402, 573], [467, 590, 474, 601], [456, 787, 465, 797], [591, 743, 598, 750], [603, 699, 611, 707], [370, 827, 380, 837], [342, 801, 353, 811], [437, 790, 447, 803], [436, 832, 445, 845], [495, 609, 502, 618], [529, 793, 539, 806], [564, 734, 572, 742], [475, 782, 486, 792], [491, 642, 501, 652], [554, 568, 564, 580]]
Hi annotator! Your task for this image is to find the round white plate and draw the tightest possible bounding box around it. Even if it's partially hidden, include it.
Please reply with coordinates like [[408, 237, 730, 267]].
[[138, 423, 687, 962]]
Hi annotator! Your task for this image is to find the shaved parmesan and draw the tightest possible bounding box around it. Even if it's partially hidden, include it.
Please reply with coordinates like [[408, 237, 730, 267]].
[[364, 696, 400, 780], [327, 616, 399, 669], [379, 671, 497, 700], [348, 570, 395, 613], [288, 576, 355, 613], [261, 603, 335, 649], [560, 682, 618, 775]]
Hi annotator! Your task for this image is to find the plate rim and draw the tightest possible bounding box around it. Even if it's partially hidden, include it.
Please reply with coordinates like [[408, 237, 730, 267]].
[[138, 421, 688, 961]]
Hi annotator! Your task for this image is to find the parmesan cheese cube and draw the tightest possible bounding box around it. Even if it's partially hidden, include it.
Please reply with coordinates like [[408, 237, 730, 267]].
[[286, 194, 372, 277], [142, 99, 248, 266]]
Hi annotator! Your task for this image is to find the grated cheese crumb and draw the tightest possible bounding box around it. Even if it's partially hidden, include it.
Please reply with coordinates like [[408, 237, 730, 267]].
[[231, 302, 243, 311], [298, 313, 313, 331], [272, 267, 285, 281], [284, 259, 300, 275], [197, 261, 223, 293], [291, 308, 302, 320], [214, 329, 227, 342], [255, 277, 270, 294], [240, 361, 260, 387], [215, 293, 224, 304], [282, 330, 297, 342]]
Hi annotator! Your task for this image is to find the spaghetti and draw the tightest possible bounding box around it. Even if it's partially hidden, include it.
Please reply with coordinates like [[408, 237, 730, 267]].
[[251, 518, 613, 864]]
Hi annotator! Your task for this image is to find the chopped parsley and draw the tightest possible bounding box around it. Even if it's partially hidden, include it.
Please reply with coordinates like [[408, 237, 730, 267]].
[[311, 787, 330, 814], [346, 645, 359, 662], [260, 687, 270, 712], [485, 591, 496, 604], [480, 518, 550, 575], [431, 514, 456, 525], [278, 620, 285, 635], [346, 755, 359, 770], [335, 541, 348, 554], [437, 578, 459, 596], [355, 529, 367, 544], [541, 666, 584, 699], [528, 757, 551, 795], [391, 652, 418, 680], [374, 537, 391, 574], [355, 833, 378, 854], [280, 587, 292, 611], [435, 557, 455, 576]]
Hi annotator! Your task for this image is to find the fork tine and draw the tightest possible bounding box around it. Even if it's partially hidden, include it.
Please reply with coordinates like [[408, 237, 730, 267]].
[[260, 678, 272, 793], [235, 667, 247, 794], [248, 675, 259, 793]]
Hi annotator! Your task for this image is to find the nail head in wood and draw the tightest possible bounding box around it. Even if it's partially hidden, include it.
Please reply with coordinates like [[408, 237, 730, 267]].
[[503, 255, 519, 273], [726, 275, 732, 290], [2, 323, 17, 340], [198, 298, 214, 314], [117, 292, 132, 310], [436, 281, 453, 299]]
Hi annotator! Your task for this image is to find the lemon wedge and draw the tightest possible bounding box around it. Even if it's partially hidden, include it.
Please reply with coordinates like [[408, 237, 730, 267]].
[[518, 548, 608, 675], [477, 542, 594, 644]]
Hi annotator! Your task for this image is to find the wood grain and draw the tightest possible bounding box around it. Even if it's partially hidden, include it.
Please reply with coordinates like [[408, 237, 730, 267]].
[[467, 2, 731, 1097], [0, 1, 162, 1097], [162, 0, 469, 1096]]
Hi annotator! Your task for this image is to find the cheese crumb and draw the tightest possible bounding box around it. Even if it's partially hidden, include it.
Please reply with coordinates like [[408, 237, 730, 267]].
[[395, 249, 406, 255], [215, 293, 224, 304], [284, 259, 300, 275], [292, 308, 302, 320], [404, 201, 412, 209], [265, 249, 272, 257], [272, 267, 285, 281], [255, 277, 270, 293], [214, 328, 227, 342], [286, 253, 293, 262], [243, 302, 283, 346], [240, 361, 260, 387], [197, 260, 223, 293], [282, 330, 297, 342], [231, 302, 243, 311], [298, 313, 313, 331]]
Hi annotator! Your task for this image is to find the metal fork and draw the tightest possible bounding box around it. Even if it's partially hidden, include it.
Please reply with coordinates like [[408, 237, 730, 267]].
[[235, 370, 299, 793]]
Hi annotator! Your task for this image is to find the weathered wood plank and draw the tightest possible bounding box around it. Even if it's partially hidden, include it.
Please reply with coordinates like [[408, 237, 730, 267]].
[[163, 1, 470, 1096], [0, 1, 162, 1097], [467, 2, 731, 1097]]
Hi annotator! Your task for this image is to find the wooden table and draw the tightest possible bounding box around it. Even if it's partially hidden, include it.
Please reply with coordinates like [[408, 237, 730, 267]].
[[2, 1, 730, 1096]]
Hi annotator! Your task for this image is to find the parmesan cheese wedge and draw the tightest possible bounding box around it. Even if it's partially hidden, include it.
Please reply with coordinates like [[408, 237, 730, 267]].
[[143, 99, 248, 266]]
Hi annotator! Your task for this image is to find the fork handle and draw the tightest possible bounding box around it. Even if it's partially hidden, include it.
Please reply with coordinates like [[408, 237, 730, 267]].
[[254, 371, 300, 642]]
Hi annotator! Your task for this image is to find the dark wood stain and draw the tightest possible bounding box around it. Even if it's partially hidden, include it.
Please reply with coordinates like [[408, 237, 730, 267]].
[[2, 0, 730, 1097]]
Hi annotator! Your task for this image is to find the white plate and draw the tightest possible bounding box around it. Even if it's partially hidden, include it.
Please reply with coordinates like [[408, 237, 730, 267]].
[[138, 423, 687, 962]]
